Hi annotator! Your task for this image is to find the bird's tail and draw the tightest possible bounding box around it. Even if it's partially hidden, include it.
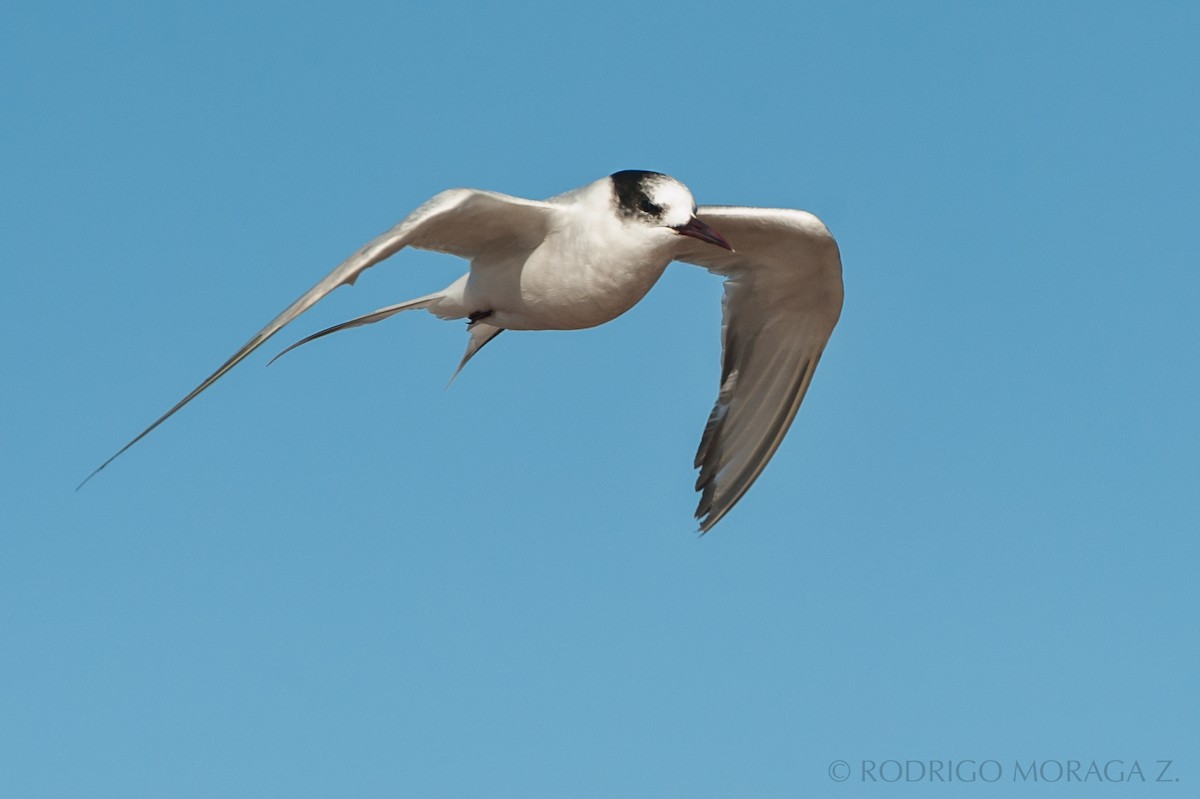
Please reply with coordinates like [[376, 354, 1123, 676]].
[[448, 321, 504, 386], [267, 292, 444, 365], [270, 292, 506, 384]]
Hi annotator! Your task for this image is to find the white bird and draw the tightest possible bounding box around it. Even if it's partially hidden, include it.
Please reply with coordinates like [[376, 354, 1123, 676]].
[[81, 171, 843, 531]]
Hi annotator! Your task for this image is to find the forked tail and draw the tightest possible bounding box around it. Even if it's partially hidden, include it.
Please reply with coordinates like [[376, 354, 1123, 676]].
[[267, 292, 444, 365]]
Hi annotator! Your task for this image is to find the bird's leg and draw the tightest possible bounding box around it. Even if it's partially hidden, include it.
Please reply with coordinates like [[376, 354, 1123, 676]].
[[468, 309, 493, 325]]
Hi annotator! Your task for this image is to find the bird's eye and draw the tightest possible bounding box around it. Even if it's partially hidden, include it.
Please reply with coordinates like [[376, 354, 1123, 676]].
[[639, 199, 662, 215]]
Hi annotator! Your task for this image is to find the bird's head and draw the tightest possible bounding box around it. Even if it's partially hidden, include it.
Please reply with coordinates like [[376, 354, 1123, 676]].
[[610, 170, 733, 251]]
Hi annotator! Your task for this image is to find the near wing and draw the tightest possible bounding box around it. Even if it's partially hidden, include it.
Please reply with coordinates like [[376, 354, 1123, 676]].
[[79, 188, 554, 487], [674, 206, 844, 532]]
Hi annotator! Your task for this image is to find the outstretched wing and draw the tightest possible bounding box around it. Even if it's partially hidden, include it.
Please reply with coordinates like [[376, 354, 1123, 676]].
[[80, 188, 554, 487], [673, 206, 844, 532]]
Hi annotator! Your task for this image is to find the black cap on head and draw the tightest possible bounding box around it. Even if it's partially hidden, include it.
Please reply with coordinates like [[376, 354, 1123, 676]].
[[610, 170, 669, 221]]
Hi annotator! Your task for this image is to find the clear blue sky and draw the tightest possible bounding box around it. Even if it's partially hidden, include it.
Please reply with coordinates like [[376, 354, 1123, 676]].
[[3, 2, 1197, 796]]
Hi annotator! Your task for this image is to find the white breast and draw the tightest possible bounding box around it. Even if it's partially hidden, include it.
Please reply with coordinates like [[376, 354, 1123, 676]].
[[467, 196, 676, 331]]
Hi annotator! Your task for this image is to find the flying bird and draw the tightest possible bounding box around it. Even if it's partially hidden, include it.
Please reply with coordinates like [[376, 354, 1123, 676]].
[[81, 171, 843, 531]]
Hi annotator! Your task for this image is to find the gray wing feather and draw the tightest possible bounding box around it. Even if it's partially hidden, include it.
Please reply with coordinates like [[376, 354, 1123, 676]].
[[674, 206, 843, 532], [80, 189, 553, 487]]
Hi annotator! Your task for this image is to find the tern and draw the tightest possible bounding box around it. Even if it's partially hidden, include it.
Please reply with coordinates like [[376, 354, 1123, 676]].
[[81, 170, 843, 531]]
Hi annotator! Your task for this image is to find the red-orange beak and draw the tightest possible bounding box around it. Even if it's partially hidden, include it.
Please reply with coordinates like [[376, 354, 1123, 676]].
[[675, 217, 734, 251]]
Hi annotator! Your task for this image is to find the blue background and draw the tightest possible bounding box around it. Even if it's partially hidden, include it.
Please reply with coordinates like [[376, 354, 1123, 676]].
[[4, 2, 1197, 796]]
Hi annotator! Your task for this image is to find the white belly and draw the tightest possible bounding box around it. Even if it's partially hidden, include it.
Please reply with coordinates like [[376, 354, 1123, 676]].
[[461, 228, 674, 331]]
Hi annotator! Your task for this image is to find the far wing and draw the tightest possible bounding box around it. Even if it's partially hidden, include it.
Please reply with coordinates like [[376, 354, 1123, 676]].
[[79, 188, 554, 487], [674, 206, 844, 532]]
